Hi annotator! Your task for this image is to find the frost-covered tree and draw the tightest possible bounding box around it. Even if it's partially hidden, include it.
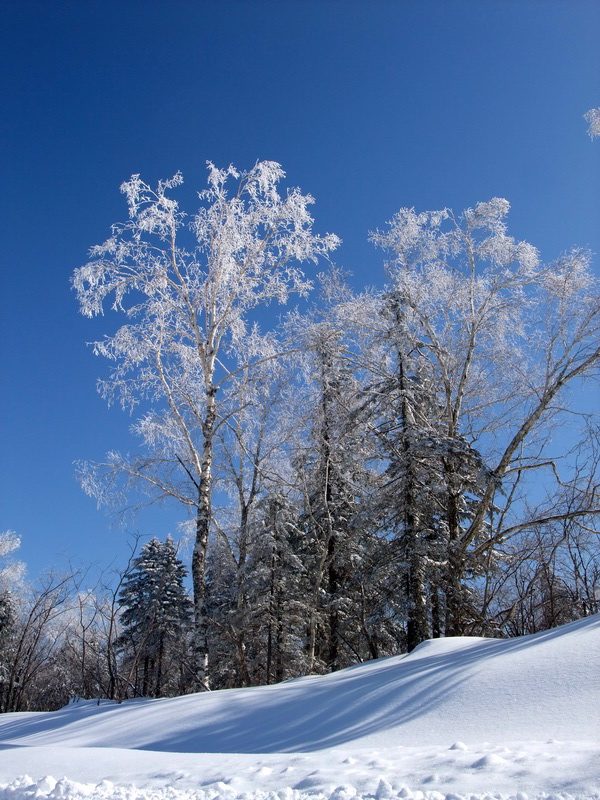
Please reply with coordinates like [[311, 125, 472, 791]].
[[118, 536, 192, 697], [73, 162, 339, 687], [479, 417, 600, 636], [258, 493, 308, 682], [0, 531, 25, 707], [283, 281, 378, 671], [0, 572, 73, 713], [0, 592, 15, 708], [0, 531, 25, 594], [365, 291, 451, 649], [371, 199, 600, 638], [584, 107, 600, 138], [207, 357, 290, 687], [296, 326, 365, 671]]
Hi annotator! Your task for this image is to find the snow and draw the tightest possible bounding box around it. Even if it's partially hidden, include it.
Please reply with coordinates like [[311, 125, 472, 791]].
[[0, 615, 599, 800]]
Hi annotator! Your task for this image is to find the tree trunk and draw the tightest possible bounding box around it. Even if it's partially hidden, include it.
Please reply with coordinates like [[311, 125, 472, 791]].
[[430, 583, 442, 639], [155, 636, 164, 697], [327, 534, 340, 671], [266, 505, 278, 684], [235, 502, 252, 686], [444, 462, 466, 636], [192, 386, 217, 690]]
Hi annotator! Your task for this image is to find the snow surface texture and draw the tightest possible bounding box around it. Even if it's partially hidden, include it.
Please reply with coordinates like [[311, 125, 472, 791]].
[[0, 615, 599, 800]]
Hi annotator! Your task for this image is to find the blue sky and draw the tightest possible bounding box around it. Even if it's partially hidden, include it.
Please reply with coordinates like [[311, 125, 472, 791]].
[[1, 0, 598, 581]]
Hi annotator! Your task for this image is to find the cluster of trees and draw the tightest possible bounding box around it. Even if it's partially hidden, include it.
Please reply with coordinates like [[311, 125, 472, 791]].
[[2, 480, 598, 712], [69, 161, 599, 693], [0, 534, 195, 711], [3, 152, 598, 711]]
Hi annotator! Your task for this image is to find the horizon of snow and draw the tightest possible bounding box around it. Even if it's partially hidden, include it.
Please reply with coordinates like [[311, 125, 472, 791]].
[[0, 615, 599, 799]]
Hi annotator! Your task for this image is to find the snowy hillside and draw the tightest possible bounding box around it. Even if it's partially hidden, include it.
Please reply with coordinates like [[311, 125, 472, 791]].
[[0, 615, 599, 800]]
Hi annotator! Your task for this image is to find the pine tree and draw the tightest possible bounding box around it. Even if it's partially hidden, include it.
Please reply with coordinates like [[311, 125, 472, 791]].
[[118, 537, 193, 697], [258, 492, 310, 683], [0, 591, 15, 711], [361, 290, 446, 650], [296, 321, 375, 672]]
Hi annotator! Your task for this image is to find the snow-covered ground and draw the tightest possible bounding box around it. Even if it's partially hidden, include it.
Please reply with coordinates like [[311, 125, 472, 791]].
[[0, 615, 598, 800]]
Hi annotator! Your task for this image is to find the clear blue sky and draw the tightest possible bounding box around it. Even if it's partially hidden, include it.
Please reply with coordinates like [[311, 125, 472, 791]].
[[1, 0, 598, 581]]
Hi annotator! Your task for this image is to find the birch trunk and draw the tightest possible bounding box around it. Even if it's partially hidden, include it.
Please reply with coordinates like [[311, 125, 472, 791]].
[[192, 386, 217, 690]]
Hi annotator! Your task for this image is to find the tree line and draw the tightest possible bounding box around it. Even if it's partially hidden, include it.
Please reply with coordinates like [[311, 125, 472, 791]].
[[1, 158, 598, 709]]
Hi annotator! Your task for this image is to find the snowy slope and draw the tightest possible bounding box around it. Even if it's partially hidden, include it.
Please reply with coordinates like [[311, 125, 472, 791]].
[[0, 614, 599, 800]]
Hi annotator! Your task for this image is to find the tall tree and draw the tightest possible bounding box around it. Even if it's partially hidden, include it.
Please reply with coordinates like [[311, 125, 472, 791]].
[[74, 162, 339, 687], [289, 294, 376, 671], [372, 291, 451, 649], [371, 199, 600, 638]]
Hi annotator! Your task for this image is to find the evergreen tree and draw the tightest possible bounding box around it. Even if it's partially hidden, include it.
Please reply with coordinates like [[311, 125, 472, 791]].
[[118, 537, 193, 697], [295, 320, 375, 672], [257, 492, 311, 683], [207, 491, 310, 689], [0, 592, 15, 710]]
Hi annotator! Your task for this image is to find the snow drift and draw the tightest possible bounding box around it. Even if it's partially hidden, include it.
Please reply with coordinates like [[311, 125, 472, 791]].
[[0, 615, 599, 799]]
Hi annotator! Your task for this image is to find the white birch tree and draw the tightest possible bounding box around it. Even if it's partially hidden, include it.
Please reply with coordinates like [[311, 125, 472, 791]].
[[73, 161, 339, 687]]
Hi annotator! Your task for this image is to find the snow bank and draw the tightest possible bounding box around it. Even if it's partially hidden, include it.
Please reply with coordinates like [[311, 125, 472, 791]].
[[0, 615, 598, 799], [1, 739, 599, 800], [0, 776, 596, 800]]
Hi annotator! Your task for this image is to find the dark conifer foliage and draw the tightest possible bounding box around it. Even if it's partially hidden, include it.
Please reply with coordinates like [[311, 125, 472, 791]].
[[118, 537, 193, 697], [0, 592, 15, 710]]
